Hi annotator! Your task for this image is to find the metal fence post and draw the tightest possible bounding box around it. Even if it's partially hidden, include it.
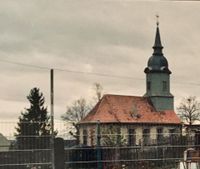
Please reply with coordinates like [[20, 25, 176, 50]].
[[54, 138, 65, 169], [96, 120, 102, 169]]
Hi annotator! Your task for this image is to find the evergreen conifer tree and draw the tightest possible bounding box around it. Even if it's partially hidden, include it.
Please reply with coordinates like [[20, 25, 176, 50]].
[[15, 88, 51, 149]]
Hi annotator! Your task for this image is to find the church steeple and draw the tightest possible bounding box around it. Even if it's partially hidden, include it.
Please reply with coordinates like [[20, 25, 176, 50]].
[[144, 18, 174, 111], [153, 24, 163, 55], [144, 20, 171, 74]]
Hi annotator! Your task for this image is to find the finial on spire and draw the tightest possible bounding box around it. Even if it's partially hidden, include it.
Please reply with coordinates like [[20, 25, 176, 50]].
[[156, 14, 159, 27], [153, 14, 163, 55]]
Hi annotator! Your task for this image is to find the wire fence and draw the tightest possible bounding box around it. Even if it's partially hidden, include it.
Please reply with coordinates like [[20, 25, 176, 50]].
[[64, 133, 199, 169], [0, 121, 53, 169], [0, 121, 200, 169]]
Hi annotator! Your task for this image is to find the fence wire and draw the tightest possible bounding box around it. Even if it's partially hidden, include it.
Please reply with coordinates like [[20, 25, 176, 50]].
[[64, 139, 199, 169], [0, 121, 52, 169], [1, 121, 200, 169]]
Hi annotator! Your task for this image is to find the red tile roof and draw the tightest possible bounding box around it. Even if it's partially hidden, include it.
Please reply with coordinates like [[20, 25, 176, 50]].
[[80, 94, 181, 125]]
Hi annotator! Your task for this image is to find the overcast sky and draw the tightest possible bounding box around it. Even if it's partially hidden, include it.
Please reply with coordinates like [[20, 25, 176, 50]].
[[0, 0, 200, 123]]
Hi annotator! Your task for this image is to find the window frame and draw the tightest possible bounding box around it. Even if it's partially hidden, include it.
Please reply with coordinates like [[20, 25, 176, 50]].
[[83, 129, 88, 145], [143, 128, 150, 146], [157, 128, 163, 144], [128, 128, 136, 146], [147, 81, 151, 91], [162, 81, 167, 91]]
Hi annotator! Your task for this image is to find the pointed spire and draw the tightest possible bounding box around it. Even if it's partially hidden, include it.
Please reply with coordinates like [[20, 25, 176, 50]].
[[153, 15, 163, 55]]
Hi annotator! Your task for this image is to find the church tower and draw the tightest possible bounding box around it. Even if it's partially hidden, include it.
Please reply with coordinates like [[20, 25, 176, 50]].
[[144, 21, 174, 111]]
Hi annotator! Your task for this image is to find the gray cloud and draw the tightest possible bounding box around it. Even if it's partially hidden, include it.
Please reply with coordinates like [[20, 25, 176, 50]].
[[0, 1, 199, 121]]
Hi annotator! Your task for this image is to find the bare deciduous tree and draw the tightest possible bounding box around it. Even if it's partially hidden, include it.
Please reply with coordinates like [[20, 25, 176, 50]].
[[101, 125, 126, 146], [61, 98, 90, 140], [93, 83, 103, 102], [101, 125, 126, 169], [61, 83, 103, 142], [177, 96, 200, 125]]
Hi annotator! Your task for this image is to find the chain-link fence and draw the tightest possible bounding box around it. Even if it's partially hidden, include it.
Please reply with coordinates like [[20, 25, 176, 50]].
[[1, 121, 200, 169], [0, 121, 52, 169], [64, 127, 200, 169]]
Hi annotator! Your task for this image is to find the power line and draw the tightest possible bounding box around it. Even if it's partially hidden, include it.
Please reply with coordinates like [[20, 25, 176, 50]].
[[55, 67, 143, 80], [0, 59, 200, 87], [0, 59, 143, 81], [0, 59, 49, 70], [172, 81, 200, 86]]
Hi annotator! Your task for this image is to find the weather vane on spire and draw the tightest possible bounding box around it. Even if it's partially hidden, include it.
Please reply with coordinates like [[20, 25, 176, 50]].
[[156, 14, 159, 26]]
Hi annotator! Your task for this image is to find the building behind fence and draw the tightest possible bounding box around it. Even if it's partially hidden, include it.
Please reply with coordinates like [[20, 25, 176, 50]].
[[0, 121, 200, 169], [0, 21, 199, 169]]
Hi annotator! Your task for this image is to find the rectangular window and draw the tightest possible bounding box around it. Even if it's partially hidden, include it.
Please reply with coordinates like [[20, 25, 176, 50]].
[[147, 81, 151, 91], [83, 129, 87, 145], [157, 128, 163, 144], [90, 129, 95, 146], [128, 129, 136, 146], [169, 129, 175, 144], [162, 81, 167, 91], [143, 129, 150, 146]]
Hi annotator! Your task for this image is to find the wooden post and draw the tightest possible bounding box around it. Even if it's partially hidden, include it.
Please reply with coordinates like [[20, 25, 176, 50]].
[[50, 69, 55, 169]]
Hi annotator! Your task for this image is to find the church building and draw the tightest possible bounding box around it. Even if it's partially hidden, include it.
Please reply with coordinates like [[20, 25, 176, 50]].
[[78, 22, 181, 146]]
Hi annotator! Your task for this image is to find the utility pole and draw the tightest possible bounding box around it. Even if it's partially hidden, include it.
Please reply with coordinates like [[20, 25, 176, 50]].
[[50, 69, 55, 169], [96, 120, 102, 169]]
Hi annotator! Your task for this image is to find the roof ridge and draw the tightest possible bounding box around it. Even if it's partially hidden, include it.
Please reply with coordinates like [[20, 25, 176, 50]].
[[79, 95, 181, 124], [104, 94, 142, 98], [80, 95, 106, 122], [95, 95, 107, 118]]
